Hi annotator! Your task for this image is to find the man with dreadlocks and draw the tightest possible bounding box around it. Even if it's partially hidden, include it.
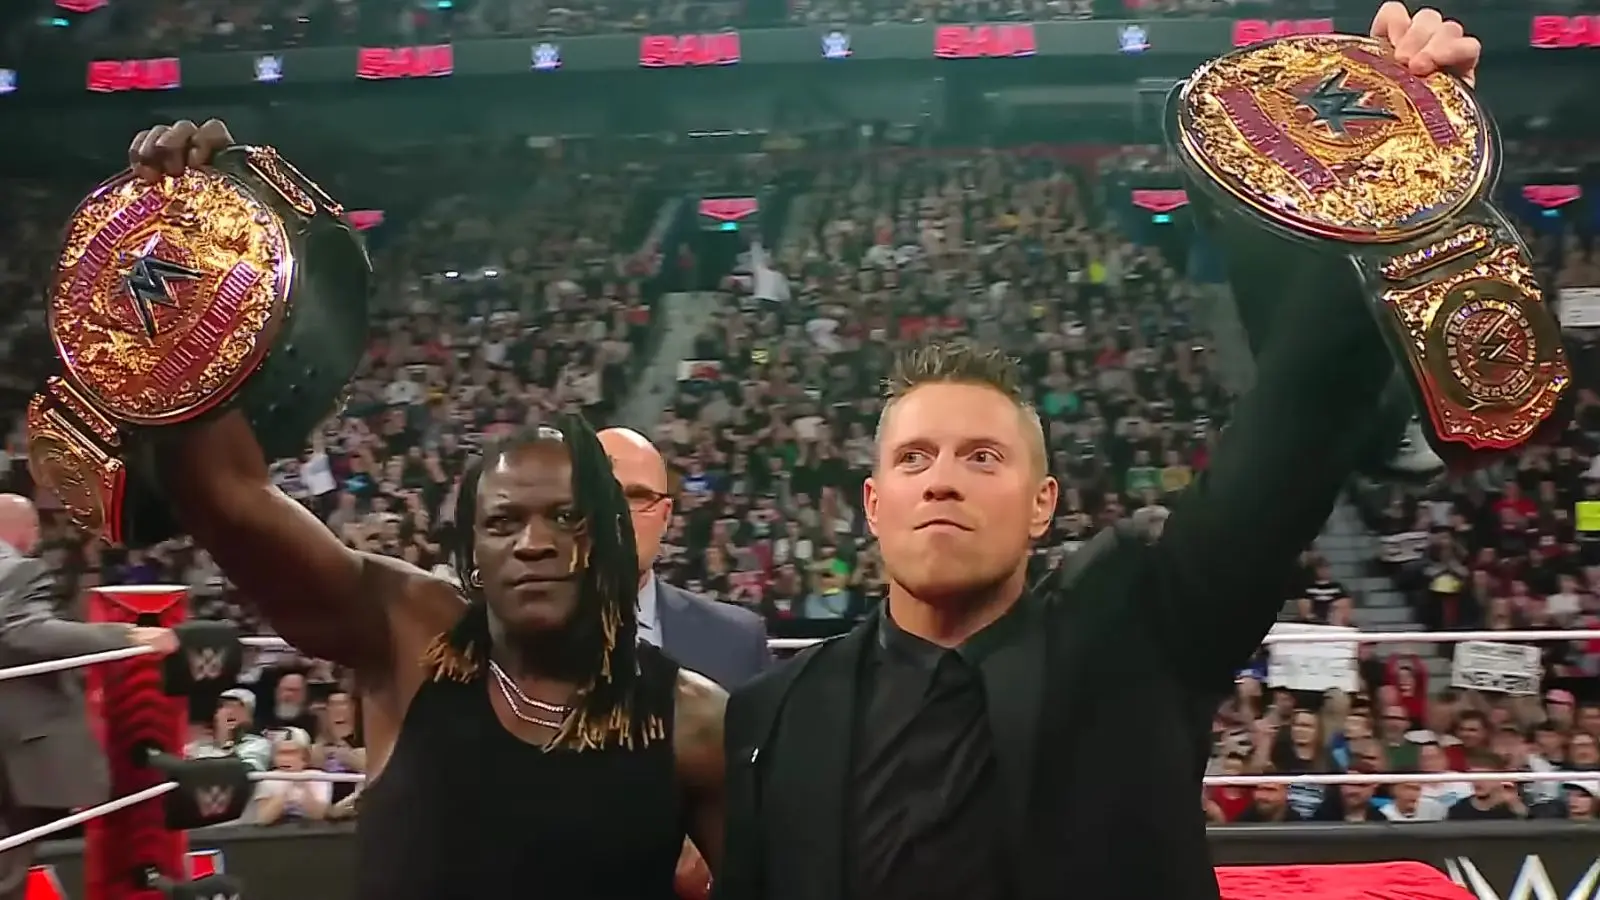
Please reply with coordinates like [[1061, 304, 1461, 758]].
[[142, 404, 725, 899], [141, 403, 725, 898], [112, 114, 726, 892]]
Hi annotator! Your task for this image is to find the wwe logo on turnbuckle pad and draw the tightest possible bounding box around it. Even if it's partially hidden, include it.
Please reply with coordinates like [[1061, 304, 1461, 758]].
[[194, 785, 235, 820], [188, 647, 226, 681]]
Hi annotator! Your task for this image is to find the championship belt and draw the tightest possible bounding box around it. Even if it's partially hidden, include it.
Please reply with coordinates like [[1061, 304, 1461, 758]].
[[28, 145, 372, 546], [1169, 34, 1571, 475]]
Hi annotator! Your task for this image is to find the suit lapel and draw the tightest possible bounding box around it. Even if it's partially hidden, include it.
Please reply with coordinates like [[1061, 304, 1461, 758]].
[[655, 582, 689, 652], [772, 625, 870, 900]]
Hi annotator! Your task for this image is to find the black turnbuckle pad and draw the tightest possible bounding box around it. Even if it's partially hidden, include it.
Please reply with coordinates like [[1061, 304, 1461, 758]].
[[141, 869, 244, 900], [164, 621, 243, 697], [146, 752, 253, 829]]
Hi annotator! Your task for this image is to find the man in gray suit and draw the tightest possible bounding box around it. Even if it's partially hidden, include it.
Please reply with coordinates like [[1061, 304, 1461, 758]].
[[0, 495, 175, 900], [597, 429, 771, 689]]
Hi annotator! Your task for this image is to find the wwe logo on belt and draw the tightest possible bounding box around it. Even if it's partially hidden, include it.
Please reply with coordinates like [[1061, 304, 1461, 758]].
[[194, 785, 235, 820], [188, 648, 226, 682], [123, 235, 200, 338]]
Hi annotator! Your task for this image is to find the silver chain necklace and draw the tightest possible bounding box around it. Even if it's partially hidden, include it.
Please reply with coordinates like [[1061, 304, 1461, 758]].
[[492, 671, 566, 729], [489, 660, 572, 728]]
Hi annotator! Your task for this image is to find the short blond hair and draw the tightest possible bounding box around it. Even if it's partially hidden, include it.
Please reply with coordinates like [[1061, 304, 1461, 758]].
[[876, 341, 1046, 473]]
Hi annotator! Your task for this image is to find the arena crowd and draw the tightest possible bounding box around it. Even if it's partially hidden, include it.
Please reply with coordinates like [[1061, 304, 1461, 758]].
[[0, 0, 1598, 833]]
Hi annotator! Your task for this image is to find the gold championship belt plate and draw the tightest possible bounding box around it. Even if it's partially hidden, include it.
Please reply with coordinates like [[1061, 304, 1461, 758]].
[[29, 146, 372, 546], [1170, 34, 1570, 472]]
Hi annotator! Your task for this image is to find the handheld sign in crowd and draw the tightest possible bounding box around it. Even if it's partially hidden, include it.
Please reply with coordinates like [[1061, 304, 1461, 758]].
[[1576, 499, 1600, 534], [1377, 530, 1429, 565], [1266, 622, 1359, 693], [1450, 640, 1543, 695]]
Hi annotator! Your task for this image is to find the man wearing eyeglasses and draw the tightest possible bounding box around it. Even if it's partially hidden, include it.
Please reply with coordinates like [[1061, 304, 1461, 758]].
[[598, 428, 772, 689], [600, 428, 771, 900]]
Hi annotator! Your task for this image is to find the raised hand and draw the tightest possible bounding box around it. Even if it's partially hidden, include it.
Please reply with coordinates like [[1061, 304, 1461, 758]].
[[1369, 2, 1482, 86], [128, 118, 234, 183]]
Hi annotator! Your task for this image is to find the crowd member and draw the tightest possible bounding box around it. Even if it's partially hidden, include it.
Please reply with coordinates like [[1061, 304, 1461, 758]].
[[252, 728, 334, 826], [183, 687, 274, 773]]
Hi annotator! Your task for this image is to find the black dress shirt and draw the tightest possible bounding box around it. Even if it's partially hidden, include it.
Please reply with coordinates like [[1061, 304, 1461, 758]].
[[847, 600, 1032, 900]]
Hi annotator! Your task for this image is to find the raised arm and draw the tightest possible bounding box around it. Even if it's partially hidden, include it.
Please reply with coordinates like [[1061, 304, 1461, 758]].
[[129, 119, 453, 673], [1149, 4, 1483, 687], [155, 410, 396, 669]]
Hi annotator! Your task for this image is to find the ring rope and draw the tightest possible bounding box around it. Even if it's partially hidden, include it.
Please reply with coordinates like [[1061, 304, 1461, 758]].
[[0, 645, 162, 683], [239, 769, 1600, 788], [2, 765, 1582, 857], [234, 627, 1599, 652], [0, 782, 179, 854], [5, 627, 1592, 684], [1204, 771, 1597, 787]]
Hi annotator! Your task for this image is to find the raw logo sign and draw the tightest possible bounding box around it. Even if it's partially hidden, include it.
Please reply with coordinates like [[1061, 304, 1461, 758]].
[[1446, 856, 1600, 900]]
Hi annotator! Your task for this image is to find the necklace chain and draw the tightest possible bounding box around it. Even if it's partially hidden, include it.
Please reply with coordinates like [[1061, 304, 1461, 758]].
[[492, 673, 566, 729], [489, 660, 572, 721]]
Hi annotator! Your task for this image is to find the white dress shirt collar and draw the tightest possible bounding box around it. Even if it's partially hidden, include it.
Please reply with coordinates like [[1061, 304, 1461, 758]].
[[637, 573, 662, 647]]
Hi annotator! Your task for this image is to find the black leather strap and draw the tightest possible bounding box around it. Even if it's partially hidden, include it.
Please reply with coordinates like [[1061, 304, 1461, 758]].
[[205, 145, 373, 461]]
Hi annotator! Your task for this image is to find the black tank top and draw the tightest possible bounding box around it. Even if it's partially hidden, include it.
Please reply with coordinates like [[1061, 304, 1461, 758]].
[[356, 644, 684, 900]]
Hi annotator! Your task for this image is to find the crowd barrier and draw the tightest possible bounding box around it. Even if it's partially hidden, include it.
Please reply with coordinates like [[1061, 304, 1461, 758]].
[[27, 821, 1600, 900]]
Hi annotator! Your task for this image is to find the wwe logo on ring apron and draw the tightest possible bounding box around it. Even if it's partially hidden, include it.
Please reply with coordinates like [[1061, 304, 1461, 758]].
[[1447, 856, 1600, 900]]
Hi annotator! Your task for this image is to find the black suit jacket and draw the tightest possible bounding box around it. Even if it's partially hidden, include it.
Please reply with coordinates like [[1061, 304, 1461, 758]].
[[657, 580, 772, 689], [714, 280, 1396, 900]]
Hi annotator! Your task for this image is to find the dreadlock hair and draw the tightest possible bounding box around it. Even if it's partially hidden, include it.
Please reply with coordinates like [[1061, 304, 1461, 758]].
[[423, 413, 664, 753]]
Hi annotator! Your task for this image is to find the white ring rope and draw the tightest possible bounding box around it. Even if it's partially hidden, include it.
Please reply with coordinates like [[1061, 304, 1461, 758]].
[[0, 645, 164, 682], [0, 782, 179, 854], [238, 628, 1600, 653], [1204, 771, 1598, 787], [251, 771, 365, 783], [245, 769, 1599, 788], [277, 765, 1563, 792], [2, 766, 1585, 856], [6, 627, 1597, 684], [239, 635, 826, 652]]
